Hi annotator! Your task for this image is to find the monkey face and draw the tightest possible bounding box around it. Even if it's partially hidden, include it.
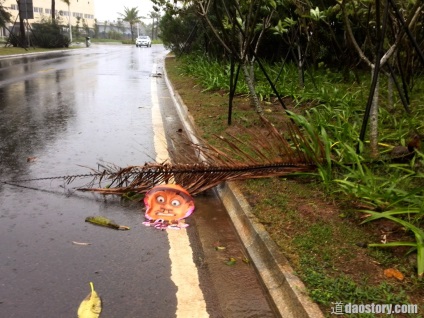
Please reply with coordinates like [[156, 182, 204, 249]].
[[144, 184, 195, 222]]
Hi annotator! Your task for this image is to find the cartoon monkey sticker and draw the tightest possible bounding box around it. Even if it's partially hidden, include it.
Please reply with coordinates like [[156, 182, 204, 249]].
[[143, 184, 195, 229]]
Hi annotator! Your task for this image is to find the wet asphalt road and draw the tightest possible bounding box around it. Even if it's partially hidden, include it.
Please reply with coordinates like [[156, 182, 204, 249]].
[[0, 44, 276, 317]]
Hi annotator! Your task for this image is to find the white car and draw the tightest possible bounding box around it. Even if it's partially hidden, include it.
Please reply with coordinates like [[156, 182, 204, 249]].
[[136, 36, 151, 47]]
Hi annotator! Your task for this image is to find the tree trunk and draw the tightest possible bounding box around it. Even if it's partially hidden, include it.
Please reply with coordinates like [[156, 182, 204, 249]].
[[297, 43, 304, 88], [387, 73, 394, 111], [249, 59, 255, 87], [242, 61, 263, 115], [370, 68, 379, 158]]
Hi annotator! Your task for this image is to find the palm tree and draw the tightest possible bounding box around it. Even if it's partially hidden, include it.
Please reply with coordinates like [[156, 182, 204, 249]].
[[51, 0, 69, 22], [119, 7, 142, 42], [62, 0, 72, 42], [148, 11, 161, 41]]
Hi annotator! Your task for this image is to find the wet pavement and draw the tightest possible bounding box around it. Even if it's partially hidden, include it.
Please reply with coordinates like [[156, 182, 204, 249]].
[[0, 45, 277, 317]]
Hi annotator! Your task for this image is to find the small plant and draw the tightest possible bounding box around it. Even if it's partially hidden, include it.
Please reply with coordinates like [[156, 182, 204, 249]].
[[360, 208, 424, 278], [166, 55, 424, 314], [287, 110, 333, 188]]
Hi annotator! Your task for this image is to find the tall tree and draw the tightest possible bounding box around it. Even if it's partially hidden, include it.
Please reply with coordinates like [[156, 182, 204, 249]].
[[119, 7, 142, 41], [149, 11, 161, 40], [152, 0, 287, 118], [62, 0, 72, 41], [0, 1, 12, 28], [341, 0, 423, 157], [194, 1, 282, 115]]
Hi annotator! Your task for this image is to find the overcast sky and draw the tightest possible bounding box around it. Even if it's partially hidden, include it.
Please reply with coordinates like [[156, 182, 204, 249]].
[[94, 0, 154, 22]]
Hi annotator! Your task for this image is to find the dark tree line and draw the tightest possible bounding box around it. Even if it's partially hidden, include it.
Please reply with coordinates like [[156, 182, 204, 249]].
[[156, 0, 424, 83], [154, 0, 424, 154]]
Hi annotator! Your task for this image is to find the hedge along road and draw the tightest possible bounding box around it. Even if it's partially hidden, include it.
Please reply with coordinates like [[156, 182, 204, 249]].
[[0, 44, 276, 317]]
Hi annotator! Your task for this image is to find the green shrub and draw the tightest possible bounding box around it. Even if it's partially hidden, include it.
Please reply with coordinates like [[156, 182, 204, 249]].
[[31, 21, 70, 48], [6, 33, 20, 47]]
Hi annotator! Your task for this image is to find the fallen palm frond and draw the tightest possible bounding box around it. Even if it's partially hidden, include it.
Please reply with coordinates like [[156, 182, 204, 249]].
[[77, 161, 317, 196], [73, 116, 325, 196]]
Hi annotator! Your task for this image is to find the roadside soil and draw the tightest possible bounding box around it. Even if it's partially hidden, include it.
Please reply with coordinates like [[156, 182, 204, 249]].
[[165, 55, 424, 317]]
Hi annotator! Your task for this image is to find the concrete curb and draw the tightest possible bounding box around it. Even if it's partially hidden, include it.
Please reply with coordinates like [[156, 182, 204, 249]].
[[163, 57, 324, 318], [215, 183, 324, 318]]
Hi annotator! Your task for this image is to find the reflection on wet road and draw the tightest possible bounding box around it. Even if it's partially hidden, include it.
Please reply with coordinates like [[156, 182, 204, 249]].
[[0, 45, 178, 318], [0, 46, 156, 180], [0, 45, 277, 317]]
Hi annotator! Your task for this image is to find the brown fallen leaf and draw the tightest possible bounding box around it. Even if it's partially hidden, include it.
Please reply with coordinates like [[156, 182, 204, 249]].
[[27, 157, 37, 162], [384, 268, 404, 281]]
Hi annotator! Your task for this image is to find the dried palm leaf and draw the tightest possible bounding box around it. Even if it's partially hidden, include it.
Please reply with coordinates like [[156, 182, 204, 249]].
[[74, 116, 324, 196]]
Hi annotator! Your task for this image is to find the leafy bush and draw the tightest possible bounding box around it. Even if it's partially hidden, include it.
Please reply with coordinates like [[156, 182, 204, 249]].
[[30, 21, 70, 48], [176, 53, 424, 274], [6, 33, 20, 47]]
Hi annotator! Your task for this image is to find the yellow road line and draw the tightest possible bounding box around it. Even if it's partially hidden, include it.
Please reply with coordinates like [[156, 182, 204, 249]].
[[150, 61, 208, 317]]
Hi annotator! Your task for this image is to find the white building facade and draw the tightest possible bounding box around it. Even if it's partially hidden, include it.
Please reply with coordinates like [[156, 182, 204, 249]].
[[1, 0, 95, 38]]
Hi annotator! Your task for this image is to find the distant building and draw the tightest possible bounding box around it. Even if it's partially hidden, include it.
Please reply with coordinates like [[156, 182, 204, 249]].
[[1, 0, 95, 38], [0, 1, 146, 40]]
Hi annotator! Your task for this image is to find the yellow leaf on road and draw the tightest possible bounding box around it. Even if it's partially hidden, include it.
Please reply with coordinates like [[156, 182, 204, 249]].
[[77, 282, 102, 318], [85, 216, 130, 230]]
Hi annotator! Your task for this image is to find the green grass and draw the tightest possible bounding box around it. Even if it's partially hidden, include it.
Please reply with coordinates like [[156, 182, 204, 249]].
[[0, 39, 127, 56], [241, 177, 423, 317], [165, 54, 424, 316], [0, 46, 67, 56]]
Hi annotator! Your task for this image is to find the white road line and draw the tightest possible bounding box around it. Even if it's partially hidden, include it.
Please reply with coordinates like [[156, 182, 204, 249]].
[[150, 62, 208, 317]]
